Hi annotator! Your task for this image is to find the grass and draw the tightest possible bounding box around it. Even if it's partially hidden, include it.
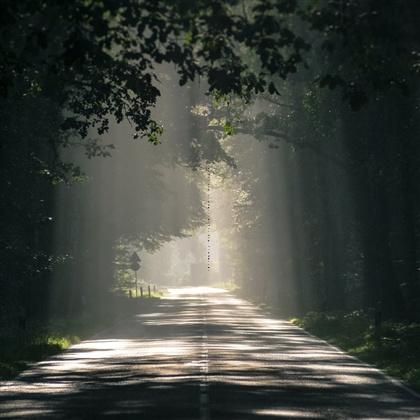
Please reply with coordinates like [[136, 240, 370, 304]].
[[0, 291, 164, 381], [0, 315, 114, 380], [291, 311, 420, 393]]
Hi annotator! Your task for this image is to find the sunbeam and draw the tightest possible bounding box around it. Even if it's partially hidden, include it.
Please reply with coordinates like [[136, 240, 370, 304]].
[[1, 1, 420, 418]]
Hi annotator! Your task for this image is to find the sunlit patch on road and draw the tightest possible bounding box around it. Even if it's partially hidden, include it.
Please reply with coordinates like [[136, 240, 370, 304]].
[[252, 408, 324, 418], [1, 287, 419, 419]]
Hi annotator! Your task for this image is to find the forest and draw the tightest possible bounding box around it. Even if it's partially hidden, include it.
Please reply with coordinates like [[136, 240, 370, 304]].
[[1, 0, 420, 389]]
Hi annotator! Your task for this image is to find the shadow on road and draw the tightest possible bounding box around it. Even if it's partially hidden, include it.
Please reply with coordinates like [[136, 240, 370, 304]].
[[0, 288, 419, 419]]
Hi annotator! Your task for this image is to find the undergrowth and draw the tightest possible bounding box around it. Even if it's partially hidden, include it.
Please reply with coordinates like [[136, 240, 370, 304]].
[[0, 315, 114, 380], [291, 311, 420, 392]]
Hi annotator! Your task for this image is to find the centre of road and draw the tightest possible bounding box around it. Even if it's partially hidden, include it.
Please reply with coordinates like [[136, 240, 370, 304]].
[[200, 293, 210, 420]]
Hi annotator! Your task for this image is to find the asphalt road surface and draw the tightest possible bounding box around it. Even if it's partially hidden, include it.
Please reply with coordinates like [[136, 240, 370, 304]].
[[1, 287, 420, 419]]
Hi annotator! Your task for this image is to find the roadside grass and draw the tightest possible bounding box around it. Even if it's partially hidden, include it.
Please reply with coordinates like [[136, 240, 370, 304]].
[[291, 311, 420, 393], [0, 316, 99, 380], [0, 291, 164, 381]]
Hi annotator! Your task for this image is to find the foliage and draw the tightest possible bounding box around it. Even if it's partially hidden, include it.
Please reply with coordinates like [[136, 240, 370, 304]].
[[3, 0, 414, 157], [301, 0, 420, 109], [0, 0, 309, 153]]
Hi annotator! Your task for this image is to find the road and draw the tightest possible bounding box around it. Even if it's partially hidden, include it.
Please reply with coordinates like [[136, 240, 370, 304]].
[[1, 287, 419, 419]]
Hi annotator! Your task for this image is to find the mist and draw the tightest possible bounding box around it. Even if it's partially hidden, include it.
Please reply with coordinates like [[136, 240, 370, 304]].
[[1, 1, 420, 418]]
